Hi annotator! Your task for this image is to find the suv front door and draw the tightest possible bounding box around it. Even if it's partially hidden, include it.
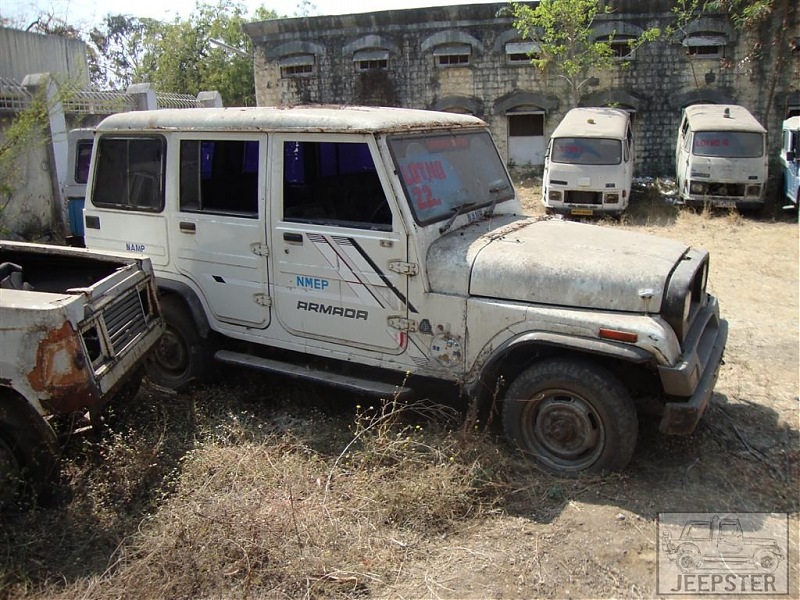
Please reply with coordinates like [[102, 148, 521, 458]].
[[271, 134, 409, 354]]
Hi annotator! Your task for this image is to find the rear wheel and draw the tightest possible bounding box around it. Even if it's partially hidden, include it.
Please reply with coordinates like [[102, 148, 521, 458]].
[[146, 296, 215, 392], [754, 549, 781, 572], [502, 358, 638, 475], [677, 547, 702, 573]]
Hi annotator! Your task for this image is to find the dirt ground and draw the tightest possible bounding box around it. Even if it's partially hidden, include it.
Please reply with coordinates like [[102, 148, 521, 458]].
[[2, 178, 798, 599], [379, 178, 800, 599]]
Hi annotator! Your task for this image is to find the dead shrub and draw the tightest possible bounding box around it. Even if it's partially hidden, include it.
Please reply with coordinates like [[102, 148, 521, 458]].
[[11, 392, 508, 599]]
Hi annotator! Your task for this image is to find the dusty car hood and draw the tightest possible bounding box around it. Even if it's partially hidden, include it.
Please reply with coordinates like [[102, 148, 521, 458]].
[[426, 217, 690, 312]]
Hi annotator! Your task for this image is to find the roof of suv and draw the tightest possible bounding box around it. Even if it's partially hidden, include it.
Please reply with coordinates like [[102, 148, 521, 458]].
[[551, 107, 630, 139], [96, 105, 486, 134], [683, 104, 766, 133]]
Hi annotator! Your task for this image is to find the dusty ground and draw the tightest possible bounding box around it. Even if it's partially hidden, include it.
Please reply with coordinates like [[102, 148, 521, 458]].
[[1, 178, 797, 599], [378, 178, 800, 599]]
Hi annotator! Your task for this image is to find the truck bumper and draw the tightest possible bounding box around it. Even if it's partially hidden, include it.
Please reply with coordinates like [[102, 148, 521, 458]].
[[657, 301, 728, 435]]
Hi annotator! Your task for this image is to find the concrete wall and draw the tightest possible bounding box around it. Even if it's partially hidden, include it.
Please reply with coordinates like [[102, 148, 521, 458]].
[[244, 1, 800, 177], [0, 27, 90, 85], [1, 76, 223, 240]]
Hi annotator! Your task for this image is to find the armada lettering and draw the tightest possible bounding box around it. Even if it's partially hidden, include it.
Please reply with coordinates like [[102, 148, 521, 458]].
[[297, 300, 368, 320]]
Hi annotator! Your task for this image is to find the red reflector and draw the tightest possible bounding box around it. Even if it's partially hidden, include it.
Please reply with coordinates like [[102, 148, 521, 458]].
[[599, 328, 638, 343]]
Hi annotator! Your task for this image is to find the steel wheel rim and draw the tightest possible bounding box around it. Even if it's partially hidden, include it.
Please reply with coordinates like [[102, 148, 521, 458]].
[[154, 326, 189, 375], [521, 388, 605, 471]]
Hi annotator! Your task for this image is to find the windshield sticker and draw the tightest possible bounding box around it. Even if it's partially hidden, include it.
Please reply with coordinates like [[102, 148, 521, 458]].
[[398, 154, 462, 219]]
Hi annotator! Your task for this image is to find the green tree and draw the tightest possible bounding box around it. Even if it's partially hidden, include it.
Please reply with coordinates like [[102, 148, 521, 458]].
[[510, 0, 659, 107], [138, 1, 276, 107], [672, 0, 790, 125], [88, 15, 162, 89]]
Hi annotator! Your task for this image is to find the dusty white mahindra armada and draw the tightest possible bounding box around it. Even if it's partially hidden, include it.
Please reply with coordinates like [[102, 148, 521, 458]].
[[80, 105, 728, 475]]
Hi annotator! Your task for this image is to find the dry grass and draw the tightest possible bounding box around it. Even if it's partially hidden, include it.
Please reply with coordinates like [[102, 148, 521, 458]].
[[1, 177, 797, 599], [0, 378, 513, 599]]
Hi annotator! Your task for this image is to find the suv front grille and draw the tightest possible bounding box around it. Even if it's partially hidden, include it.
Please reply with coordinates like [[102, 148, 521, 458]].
[[104, 286, 149, 355]]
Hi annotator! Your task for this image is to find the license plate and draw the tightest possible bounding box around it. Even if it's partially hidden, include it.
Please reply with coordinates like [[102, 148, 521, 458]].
[[710, 199, 736, 208], [571, 208, 594, 216]]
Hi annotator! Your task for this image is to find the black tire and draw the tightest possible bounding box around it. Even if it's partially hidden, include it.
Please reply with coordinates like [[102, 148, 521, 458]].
[[502, 357, 638, 475], [0, 418, 59, 511], [146, 295, 214, 392]]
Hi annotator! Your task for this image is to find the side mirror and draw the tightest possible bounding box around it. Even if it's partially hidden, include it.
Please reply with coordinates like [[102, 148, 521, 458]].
[[786, 150, 796, 162]]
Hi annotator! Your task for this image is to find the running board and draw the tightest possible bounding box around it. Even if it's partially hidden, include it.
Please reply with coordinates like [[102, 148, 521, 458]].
[[215, 350, 414, 399]]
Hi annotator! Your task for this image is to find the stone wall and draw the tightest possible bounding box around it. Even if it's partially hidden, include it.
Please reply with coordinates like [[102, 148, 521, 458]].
[[244, 1, 800, 178]]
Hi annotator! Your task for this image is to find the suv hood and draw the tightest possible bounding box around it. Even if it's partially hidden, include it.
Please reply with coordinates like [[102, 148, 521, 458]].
[[426, 217, 689, 312]]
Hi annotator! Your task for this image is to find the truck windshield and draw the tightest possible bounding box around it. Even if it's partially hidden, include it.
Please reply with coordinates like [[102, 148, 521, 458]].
[[551, 138, 622, 165], [388, 131, 514, 225], [692, 131, 764, 158]]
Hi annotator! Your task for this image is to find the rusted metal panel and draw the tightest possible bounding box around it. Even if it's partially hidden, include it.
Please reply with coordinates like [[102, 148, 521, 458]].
[[26, 320, 101, 414]]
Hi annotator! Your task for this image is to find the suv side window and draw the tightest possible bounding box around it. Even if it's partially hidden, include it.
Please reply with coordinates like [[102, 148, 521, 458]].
[[74, 141, 93, 184], [282, 140, 392, 231], [92, 136, 165, 211], [180, 139, 259, 217]]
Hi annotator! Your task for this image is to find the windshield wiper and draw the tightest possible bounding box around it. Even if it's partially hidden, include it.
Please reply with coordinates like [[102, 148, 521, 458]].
[[439, 202, 476, 234], [484, 179, 512, 219]]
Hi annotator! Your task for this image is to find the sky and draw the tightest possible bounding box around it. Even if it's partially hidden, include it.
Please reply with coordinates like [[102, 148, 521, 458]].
[[2, 0, 506, 30]]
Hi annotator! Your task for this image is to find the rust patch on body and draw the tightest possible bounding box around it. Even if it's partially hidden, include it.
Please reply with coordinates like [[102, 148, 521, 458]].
[[26, 321, 100, 414]]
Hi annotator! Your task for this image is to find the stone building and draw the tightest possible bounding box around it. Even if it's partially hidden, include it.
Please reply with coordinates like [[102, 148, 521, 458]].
[[243, 1, 799, 177]]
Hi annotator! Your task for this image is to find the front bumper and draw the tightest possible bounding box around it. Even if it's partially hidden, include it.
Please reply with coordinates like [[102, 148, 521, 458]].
[[682, 195, 764, 209], [657, 297, 728, 435]]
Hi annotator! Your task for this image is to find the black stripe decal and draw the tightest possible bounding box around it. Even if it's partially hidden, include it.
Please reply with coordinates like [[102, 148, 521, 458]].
[[349, 238, 418, 314], [321, 236, 387, 308]]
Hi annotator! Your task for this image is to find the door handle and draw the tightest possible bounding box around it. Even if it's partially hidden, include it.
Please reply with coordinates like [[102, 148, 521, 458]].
[[179, 221, 196, 233], [283, 232, 303, 244]]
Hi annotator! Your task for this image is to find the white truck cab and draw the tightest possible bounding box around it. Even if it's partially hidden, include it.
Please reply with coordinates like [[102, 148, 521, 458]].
[[675, 104, 767, 210], [778, 116, 800, 209], [82, 106, 727, 475], [542, 107, 634, 216]]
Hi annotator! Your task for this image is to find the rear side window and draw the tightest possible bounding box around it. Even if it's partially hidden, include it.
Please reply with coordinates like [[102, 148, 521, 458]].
[[74, 141, 93, 184], [282, 141, 391, 231], [180, 139, 260, 217], [92, 136, 165, 211]]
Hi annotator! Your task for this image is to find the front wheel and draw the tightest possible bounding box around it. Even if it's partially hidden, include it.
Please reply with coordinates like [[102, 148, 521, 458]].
[[146, 296, 215, 392], [0, 422, 59, 510], [502, 358, 638, 475]]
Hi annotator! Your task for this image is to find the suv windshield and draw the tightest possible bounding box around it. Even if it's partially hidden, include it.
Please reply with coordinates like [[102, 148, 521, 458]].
[[551, 137, 622, 165], [388, 131, 514, 225], [692, 131, 764, 158]]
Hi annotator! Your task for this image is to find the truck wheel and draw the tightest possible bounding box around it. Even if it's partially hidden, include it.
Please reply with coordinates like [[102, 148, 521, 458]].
[[502, 358, 638, 475], [146, 296, 214, 392], [754, 549, 780, 572], [0, 423, 59, 510]]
